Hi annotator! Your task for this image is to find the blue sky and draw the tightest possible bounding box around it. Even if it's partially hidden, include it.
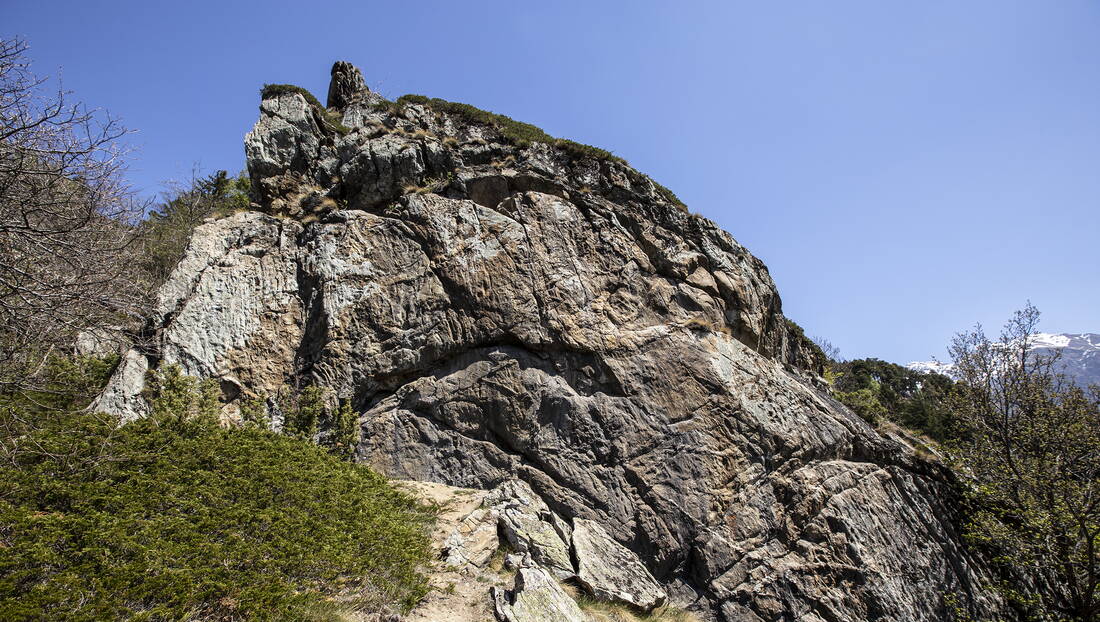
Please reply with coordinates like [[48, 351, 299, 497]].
[[8, 1, 1099, 364]]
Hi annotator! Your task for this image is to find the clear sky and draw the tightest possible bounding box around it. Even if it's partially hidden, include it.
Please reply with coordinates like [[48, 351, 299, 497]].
[[8, 0, 1099, 364]]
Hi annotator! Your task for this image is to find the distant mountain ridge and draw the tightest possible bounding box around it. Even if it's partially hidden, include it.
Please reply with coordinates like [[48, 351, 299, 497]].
[[909, 332, 1100, 388]]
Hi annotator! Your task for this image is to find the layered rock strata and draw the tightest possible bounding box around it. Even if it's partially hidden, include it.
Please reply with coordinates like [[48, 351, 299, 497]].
[[98, 62, 1007, 621]]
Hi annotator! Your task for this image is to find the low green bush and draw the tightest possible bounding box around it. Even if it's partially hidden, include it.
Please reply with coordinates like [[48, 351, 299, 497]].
[[835, 386, 888, 425], [0, 363, 433, 621], [831, 357, 957, 441], [261, 84, 325, 110], [392, 94, 632, 166], [4, 354, 119, 412]]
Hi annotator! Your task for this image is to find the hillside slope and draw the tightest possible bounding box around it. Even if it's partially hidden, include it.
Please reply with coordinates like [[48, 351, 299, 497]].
[[97, 62, 1008, 621]]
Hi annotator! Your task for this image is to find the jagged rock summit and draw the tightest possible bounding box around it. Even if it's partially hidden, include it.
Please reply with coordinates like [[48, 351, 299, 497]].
[[98, 63, 1009, 621], [327, 60, 368, 109]]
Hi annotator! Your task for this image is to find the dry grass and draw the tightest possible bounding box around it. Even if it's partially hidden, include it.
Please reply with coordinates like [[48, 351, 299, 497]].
[[683, 315, 734, 337], [402, 183, 431, 195], [488, 155, 515, 170]]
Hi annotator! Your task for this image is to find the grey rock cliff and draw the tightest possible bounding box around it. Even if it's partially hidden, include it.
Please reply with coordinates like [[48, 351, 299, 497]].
[[327, 60, 368, 109], [99, 62, 1010, 621]]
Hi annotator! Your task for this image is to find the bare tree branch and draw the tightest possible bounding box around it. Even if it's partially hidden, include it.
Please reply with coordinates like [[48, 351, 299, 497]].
[[0, 37, 149, 392]]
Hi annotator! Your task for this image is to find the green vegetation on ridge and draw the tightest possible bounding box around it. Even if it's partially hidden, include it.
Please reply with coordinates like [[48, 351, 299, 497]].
[[0, 361, 434, 621], [257, 82, 689, 210], [390, 94, 689, 209], [260, 84, 350, 135], [830, 357, 956, 442]]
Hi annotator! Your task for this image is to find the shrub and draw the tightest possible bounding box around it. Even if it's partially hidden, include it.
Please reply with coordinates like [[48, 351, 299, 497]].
[[143, 363, 221, 422], [331, 399, 360, 458], [3, 354, 119, 413], [831, 358, 957, 441], [291, 385, 326, 439], [139, 169, 251, 288], [0, 375, 434, 621], [261, 84, 325, 111], [393, 94, 632, 165], [835, 386, 888, 425]]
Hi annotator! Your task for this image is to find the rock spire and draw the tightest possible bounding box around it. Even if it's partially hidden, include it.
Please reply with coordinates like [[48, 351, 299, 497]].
[[326, 60, 367, 109]]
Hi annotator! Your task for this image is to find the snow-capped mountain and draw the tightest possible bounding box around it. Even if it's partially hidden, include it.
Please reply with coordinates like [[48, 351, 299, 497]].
[[908, 333, 1100, 388]]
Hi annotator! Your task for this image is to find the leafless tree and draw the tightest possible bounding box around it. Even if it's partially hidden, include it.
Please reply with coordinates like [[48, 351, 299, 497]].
[[0, 38, 148, 392], [812, 335, 842, 362]]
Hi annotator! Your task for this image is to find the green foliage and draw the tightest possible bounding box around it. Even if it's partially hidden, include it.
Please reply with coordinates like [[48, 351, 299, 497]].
[[143, 364, 221, 422], [139, 169, 250, 288], [832, 358, 957, 440], [239, 395, 269, 429], [280, 385, 327, 439], [260, 84, 350, 135], [553, 138, 626, 164], [392, 94, 631, 166], [296, 385, 325, 439], [0, 371, 433, 621], [331, 399, 360, 458], [947, 304, 1100, 620], [2, 354, 119, 413], [367, 93, 694, 209], [835, 386, 888, 425], [261, 84, 325, 110]]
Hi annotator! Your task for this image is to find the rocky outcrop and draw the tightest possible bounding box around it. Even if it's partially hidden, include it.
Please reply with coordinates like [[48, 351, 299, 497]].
[[493, 568, 587, 622], [327, 61, 367, 109], [487, 480, 575, 581], [97, 62, 1010, 621], [400, 479, 671, 622], [573, 518, 667, 612]]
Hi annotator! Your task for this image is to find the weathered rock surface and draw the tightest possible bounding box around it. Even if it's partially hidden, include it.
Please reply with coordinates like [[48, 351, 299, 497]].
[[492, 567, 587, 622], [98, 62, 1011, 621], [573, 517, 667, 612], [327, 60, 368, 109], [486, 480, 574, 580]]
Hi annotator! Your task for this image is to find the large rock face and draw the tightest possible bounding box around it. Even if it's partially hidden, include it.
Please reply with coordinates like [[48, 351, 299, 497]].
[[98, 63, 1010, 620]]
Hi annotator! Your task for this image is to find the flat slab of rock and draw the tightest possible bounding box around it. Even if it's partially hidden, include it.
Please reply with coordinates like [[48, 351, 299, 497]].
[[486, 480, 574, 580], [572, 518, 667, 612], [492, 567, 586, 622]]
